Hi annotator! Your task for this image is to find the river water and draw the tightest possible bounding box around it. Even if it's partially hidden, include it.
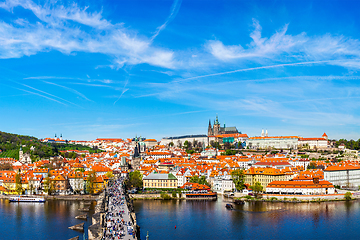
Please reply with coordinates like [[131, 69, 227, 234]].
[[1, 197, 359, 240], [0, 199, 95, 240], [134, 197, 360, 240]]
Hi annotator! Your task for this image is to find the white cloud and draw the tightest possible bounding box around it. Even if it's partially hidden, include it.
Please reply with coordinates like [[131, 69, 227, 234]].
[[206, 19, 360, 71], [151, 0, 182, 41], [0, 0, 176, 68]]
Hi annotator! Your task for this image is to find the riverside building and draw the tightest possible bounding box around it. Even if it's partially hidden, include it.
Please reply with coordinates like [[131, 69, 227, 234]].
[[244, 167, 290, 190], [324, 165, 360, 188], [143, 173, 178, 189], [266, 179, 335, 195]]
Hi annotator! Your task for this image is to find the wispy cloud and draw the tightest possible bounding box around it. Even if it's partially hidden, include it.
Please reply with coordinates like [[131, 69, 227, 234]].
[[24, 76, 82, 80], [0, 0, 176, 68], [17, 82, 82, 107], [206, 19, 360, 70], [43, 81, 92, 102], [113, 78, 129, 105], [14, 87, 68, 106], [150, 0, 182, 41], [173, 60, 334, 83]]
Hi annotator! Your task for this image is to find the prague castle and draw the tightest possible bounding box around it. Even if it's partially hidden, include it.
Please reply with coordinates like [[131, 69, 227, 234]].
[[208, 115, 239, 136]]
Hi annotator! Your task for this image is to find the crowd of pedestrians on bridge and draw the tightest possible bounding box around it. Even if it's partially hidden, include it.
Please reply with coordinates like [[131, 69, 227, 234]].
[[102, 178, 135, 240]]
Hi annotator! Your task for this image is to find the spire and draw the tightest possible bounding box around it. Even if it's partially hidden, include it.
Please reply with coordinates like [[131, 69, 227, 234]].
[[215, 114, 219, 125], [261, 129, 264, 137], [265, 129, 268, 137], [208, 119, 211, 127]]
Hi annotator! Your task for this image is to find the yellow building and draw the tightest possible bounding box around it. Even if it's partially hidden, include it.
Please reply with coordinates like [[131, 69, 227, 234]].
[[143, 173, 178, 189], [3, 177, 16, 193], [245, 167, 288, 190]]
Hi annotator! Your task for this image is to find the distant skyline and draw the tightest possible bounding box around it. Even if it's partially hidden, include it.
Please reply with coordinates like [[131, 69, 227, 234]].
[[1, 0, 360, 140]]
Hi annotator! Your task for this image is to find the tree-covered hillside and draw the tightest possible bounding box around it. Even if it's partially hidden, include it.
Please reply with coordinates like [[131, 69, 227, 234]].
[[0, 131, 101, 161], [335, 139, 360, 150]]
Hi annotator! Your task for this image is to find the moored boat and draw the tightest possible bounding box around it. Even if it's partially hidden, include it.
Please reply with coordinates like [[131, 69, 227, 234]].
[[9, 196, 46, 203], [234, 199, 245, 205], [226, 204, 234, 209]]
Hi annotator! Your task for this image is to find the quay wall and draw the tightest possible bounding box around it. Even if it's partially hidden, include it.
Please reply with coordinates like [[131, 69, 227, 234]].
[[263, 194, 346, 200], [129, 193, 161, 199]]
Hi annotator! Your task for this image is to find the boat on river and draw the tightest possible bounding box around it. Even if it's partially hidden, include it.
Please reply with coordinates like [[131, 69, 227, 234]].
[[234, 199, 245, 205], [226, 204, 234, 209], [9, 196, 46, 203]]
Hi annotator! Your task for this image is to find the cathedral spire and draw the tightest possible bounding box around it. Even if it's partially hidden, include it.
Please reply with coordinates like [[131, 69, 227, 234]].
[[215, 114, 219, 125], [208, 119, 213, 136]]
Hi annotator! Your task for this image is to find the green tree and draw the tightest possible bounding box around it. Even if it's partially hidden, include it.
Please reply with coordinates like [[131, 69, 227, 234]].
[[189, 175, 209, 186], [231, 169, 245, 192], [344, 191, 352, 201], [307, 162, 317, 169], [189, 175, 200, 183], [86, 171, 97, 194], [183, 140, 192, 150], [126, 170, 143, 189], [43, 173, 55, 195], [105, 171, 114, 178], [160, 192, 171, 200], [198, 176, 209, 186], [29, 183, 34, 195], [15, 173, 22, 195], [250, 182, 263, 198]]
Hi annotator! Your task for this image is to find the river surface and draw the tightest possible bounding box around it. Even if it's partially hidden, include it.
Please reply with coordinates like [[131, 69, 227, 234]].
[[0, 199, 95, 240], [1, 197, 359, 240], [134, 197, 360, 240]]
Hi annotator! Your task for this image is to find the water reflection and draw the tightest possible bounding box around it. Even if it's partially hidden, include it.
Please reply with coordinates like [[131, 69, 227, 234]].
[[0, 199, 95, 240], [134, 198, 360, 240]]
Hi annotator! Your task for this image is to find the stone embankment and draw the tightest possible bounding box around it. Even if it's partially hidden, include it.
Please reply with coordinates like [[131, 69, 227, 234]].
[[129, 193, 161, 199]]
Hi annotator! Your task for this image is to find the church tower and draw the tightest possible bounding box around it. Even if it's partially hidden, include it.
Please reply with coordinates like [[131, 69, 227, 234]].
[[208, 120, 213, 136], [19, 146, 23, 162], [213, 115, 220, 136], [132, 136, 141, 170]]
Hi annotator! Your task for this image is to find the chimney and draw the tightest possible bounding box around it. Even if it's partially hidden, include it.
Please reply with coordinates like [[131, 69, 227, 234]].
[[313, 177, 319, 184]]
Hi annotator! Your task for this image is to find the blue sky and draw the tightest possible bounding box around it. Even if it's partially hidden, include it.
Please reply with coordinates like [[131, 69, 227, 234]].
[[1, 0, 360, 140]]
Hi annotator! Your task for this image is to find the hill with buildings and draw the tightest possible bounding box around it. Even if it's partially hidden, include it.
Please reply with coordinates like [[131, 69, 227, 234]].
[[0, 131, 100, 161]]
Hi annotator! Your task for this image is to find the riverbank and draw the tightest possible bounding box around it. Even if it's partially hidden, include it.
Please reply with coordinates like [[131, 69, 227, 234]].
[[0, 198, 96, 240], [231, 193, 360, 203]]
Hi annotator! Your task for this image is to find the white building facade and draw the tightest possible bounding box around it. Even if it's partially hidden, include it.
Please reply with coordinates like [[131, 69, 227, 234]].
[[266, 180, 335, 195], [247, 136, 299, 150], [324, 166, 360, 188]]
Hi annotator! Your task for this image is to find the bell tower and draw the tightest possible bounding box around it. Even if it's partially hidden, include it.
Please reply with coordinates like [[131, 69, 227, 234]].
[[19, 146, 23, 162], [208, 120, 213, 136], [214, 115, 220, 136]]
